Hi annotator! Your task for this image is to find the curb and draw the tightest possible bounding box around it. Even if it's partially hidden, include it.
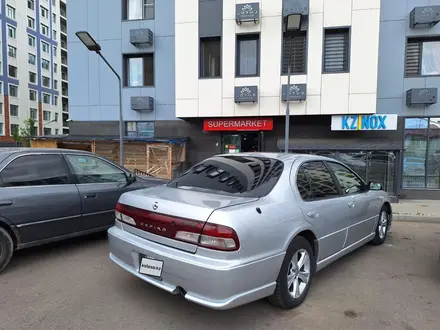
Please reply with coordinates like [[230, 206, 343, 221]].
[[393, 214, 440, 224]]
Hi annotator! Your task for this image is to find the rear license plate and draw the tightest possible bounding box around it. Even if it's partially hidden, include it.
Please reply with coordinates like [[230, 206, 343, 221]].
[[139, 257, 163, 277]]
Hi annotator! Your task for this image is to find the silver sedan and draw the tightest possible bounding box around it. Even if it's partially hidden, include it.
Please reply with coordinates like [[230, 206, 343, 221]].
[[108, 153, 392, 310]]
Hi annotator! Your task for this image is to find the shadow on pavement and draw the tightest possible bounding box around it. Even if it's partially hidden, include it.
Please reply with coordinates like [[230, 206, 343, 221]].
[[108, 240, 376, 328], [4, 231, 108, 274]]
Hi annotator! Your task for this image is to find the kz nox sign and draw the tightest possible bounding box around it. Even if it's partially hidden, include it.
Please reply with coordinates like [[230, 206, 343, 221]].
[[331, 114, 398, 131]]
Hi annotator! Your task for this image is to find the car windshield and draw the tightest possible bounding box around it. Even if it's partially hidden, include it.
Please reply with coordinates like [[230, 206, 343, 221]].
[[166, 155, 284, 198]]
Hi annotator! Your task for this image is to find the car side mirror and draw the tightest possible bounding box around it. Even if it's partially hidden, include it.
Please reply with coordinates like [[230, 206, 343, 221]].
[[369, 182, 383, 191], [126, 172, 137, 184]]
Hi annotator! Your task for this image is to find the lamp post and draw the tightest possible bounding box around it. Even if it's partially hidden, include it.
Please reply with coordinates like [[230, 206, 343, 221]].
[[284, 14, 302, 154], [75, 31, 124, 167]]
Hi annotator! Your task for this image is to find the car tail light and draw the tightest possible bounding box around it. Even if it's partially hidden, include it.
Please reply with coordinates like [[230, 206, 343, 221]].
[[115, 203, 240, 251]]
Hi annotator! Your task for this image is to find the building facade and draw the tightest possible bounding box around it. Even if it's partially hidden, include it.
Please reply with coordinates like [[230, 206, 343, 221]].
[[67, 0, 176, 139], [0, 0, 66, 144], [67, 0, 440, 199]]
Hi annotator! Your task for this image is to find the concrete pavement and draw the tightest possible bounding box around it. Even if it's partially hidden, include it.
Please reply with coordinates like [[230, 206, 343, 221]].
[[392, 200, 440, 223], [1, 222, 439, 330]]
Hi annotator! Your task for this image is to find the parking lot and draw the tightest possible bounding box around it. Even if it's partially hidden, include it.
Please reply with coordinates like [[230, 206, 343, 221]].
[[1, 221, 439, 330]]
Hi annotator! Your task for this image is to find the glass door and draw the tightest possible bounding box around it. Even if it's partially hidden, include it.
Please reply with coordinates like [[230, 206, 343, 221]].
[[222, 134, 241, 154]]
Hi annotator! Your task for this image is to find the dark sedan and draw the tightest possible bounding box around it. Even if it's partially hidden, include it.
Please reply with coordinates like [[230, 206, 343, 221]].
[[0, 148, 166, 273]]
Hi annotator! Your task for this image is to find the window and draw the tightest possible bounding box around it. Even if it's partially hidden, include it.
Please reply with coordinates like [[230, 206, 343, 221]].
[[42, 76, 51, 88], [54, 80, 58, 90], [0, 82, 3, 95], [126, 121, 154, 137], [41, 41, 50, 53], [42, 59, 50, 70], [28, 35, 36, 47], [124, 0, 154, 20], [54, 113, 59, 122], [53, 96, 58, 105], [30, 108, 38, 119], [54, 63, 58, 73], [403, 117, 440, 188], [327, 162, 364, 195], [9, 85, 18, 97], [7, 5, 16, 19], [28, 0, 35, 10], [53, 13, 56, 22], [8, 65, 17, 78], [10, 124, 19, 136], [282, 32, 307, 74], [29, 71, 37, 83], [66, 155, 127, 184], [405, 37, 440, 76], [43, 111, 50, 121], [41, 24, 49, 37], [53, 46, 57, 57], [44, 128, 51, 135], [8, 46, 17, 58], [323, 28, 350, 73], [29, 90, 37, 101], [200, 37, 221, 78], [296, 167, 314, 201], [300, 161, 339, 199], [166, 155, 284, 198], [42, 93, 51, 104], [0, 103, 3, 115], [28, 53, 36, 65], [28, 16, 36, 29], [236, 34, 259, 77], [7, 25, 16, 39], [0, 123, 3, 136], [55, 129, 59, 135], [10, 105, 18, 117], [0, 155, 69, 187], [53, 30, 57, 40], [123, 54, 154, 87], [41, 6, 49, 18]]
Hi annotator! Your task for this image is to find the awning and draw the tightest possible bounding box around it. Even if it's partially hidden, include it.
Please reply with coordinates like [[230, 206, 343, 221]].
[[277, 138, 403, 151], [31, 135, 189, 144]]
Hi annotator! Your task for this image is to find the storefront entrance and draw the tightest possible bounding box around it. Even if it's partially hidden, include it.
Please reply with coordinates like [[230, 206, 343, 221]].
[[222, 132, 262, 154]]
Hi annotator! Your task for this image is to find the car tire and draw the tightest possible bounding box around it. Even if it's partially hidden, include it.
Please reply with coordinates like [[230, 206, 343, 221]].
[[269, 236, 316, 309], [371, 206, 390, 246], [0, 227, 14, 273]]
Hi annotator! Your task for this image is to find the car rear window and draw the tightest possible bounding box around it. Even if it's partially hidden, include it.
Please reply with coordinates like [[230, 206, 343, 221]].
[[166, 155, 284, 197]]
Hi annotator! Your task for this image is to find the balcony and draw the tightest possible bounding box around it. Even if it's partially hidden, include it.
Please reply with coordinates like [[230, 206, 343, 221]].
[[60, 25, 67, 34], [60, 9, 66, 18], [61, 40, 67, 50], [61, 72, 68, 81], [61, 57, 68, 66], [62, 89, 68, 97]]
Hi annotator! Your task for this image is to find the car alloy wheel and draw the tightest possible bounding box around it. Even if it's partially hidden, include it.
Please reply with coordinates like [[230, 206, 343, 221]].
[[378, 211, 388, 240], [287, 249, 311, 299]]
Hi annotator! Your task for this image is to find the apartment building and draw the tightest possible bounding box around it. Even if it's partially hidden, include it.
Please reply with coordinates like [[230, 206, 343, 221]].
[[67, 0, 176, 139], [0, 0, 66, 144], [67, 0, 440, 199]]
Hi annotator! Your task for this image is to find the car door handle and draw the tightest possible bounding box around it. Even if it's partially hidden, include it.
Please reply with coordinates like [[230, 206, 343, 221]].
[[84, 193, 97, 199], [307, 211, 319, 219], [0, 200, 13, 206], [348, 202, 356, 208]]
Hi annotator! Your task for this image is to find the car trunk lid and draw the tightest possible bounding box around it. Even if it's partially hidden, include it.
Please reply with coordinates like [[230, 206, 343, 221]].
[[116, 185, 258, 253]]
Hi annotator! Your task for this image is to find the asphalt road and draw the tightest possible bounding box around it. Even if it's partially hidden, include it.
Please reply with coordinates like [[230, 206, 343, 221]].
[[1, 221, 440, 330]]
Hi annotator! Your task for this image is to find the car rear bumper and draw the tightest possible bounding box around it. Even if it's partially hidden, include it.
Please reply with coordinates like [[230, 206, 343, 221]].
[[108, 226, 283, 310]]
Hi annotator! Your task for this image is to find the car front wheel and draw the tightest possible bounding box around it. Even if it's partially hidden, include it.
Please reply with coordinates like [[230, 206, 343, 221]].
[[269, 236, 316, 309], [371, 206, 390, 246], [0, 227, 13, 273]]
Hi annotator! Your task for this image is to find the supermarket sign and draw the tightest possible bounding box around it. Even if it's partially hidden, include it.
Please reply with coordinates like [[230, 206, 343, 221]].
[[331, 114, 398, 131]]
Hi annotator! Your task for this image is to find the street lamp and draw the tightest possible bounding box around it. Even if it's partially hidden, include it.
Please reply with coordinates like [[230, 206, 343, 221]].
[[284, 13, 302, 154], [76, 31, 124, 167]]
